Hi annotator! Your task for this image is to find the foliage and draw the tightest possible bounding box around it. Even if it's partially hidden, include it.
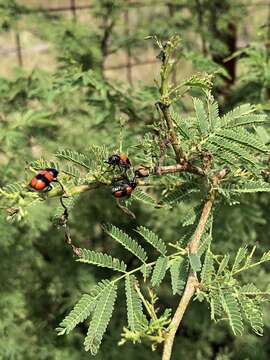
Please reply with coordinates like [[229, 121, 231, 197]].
[[0, 1, 270, 360]]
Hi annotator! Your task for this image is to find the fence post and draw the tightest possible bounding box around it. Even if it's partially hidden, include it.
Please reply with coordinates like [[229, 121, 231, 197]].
[[124, 9, 132, 85], [15, 32, 23, 67], [70, 0, 77, 22]]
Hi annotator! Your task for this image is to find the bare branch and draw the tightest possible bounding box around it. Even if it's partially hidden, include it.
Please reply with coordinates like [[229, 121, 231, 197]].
[[157, 102, 183, 164], [45, 162, 205, 201], [162, 167, 230, 360], [158, 35, 184, 164], [155, 163, 205, 176]]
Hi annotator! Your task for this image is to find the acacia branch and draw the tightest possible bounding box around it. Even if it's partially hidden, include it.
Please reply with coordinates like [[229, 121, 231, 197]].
[[158, 35, 184, 164], [154, 163, 204, 176], [47, 182, 102, 198], [45, 163, 204, 200], [162, 167, 229, 360], [158, 102, 183, 164]]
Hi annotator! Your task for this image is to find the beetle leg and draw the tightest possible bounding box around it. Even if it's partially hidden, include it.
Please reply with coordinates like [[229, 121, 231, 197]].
[[45, 185, 53, 192]]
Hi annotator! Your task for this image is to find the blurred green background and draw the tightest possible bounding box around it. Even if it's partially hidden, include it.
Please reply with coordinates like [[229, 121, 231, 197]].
[[0, 1, 270, 359]]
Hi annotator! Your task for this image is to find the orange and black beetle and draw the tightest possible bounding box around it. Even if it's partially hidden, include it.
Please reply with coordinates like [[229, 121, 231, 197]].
[[106, 153, 131, 171], [29, 168, 58, 191], [112, 181, 136, 198]]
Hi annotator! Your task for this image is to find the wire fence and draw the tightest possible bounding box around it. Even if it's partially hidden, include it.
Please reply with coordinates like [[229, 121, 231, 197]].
[[0, 0, 269, 83], [1, 0, 168, 83]]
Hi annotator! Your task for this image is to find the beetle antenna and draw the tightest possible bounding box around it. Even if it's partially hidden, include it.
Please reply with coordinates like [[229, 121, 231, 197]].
[[60, 196, 68, 215], [54, 179, 66, 194]]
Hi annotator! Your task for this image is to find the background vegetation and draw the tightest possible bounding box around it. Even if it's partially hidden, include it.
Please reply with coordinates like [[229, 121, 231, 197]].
[[0, 1, 270, 359]]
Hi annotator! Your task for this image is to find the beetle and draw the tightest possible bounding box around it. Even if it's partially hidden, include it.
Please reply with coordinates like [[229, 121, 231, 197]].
[[29, 168, 59, 191], [112, 181, 137, 198], [106, 153, 131, 171]]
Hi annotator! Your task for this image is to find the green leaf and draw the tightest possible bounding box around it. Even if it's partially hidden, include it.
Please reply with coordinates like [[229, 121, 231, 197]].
[[176, 120, 192, 139], [136, 226, 167, 256], [216, 128, 267, 153], [189, 253, 201, 272], [56, 149, 91, 169], [193, 97, 209, 135], [1, 182, 23, 195], [30, 158, 59, 172], [198, 233, 212, 257], [242, 246, 256, 268], [221, 291, 244, 336], [84, 282, 117, 355], [169, 257, 186, 295], [164, 183, 199, 205], [182, 203, 204, 228], [231, 247, 248, 274], [224, 114, 267, 128], [256, 126, 270, 144], [151, 256, 168, 286], [230, 181, 270, 193], [238, 294, 264, 335], [125, 275, 147, 331], [57, 294, 97, 335], [260, 250, 270, 263], [107, 225, 148, 263], [221, 104, 256, 125], [140, 263, 152, 281], [209, 137, 256, 165], [217, 254, 230, 275], [132, 189, 157, 207], [182, 207, 198, 226], [57, 280, 110, 335], [240, 283, 265, 296], [201, 250, 214, 285], [63, 164, 81, 178], [208, 100, 220, 130], [210, 290, 223, 321], [88, 144, 109, 163], [231, 249, 270, 274], [77, 249, 127, 272], [172, 109, 191, 139], [206, 143, 238, 167]]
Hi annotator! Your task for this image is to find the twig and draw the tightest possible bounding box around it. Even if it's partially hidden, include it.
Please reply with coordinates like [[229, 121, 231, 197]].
[[162, 167, 229, 360], [155, 103, 169, 169], [59, 196, 81, 257], [116, 199, 136, 219], [48, 182, 102, 199], [158, 36, 184, 164], [46, 163, 205, 200], [155, 163, 204, 176], [157, 102, 183, 164], [134, 283, 156, 320]]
